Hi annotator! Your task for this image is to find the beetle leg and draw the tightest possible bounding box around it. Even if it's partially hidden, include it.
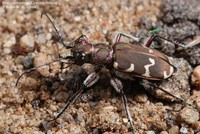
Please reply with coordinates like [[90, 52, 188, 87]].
[[110, 77, 135, 134], [141, 80, 200, 111], [68, 35, 90, 46], [144, 34, 158, 47], [115, 33, 140, 43], [44, 67, 101, 128], [155, 86, 200, 111], [177, 35, 200, 51], [83, 71, 100, 88], [156, 34, 188, 49], [145, 34, 188, 49], [59, 54, 65, 71]]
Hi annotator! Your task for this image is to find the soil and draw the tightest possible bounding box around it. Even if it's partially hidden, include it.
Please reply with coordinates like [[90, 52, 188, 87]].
[[0, 0, 200, 134]]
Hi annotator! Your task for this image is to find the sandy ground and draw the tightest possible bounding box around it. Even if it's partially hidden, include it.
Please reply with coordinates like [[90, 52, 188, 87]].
[[0, 0, 200, 134]]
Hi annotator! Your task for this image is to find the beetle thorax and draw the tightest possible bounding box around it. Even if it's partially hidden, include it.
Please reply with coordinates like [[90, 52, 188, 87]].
[[91, 43, 113, 65]]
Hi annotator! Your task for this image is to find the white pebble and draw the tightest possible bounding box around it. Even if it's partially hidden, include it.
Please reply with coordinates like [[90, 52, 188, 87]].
[[3, 36, 16, 47], [36, 33, 46, 44], [180, 127, 188, 134], [3, 48, 11, 54], [20, 34, 35, 48]]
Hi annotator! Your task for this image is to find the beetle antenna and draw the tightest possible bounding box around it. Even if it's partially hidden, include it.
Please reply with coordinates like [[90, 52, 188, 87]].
[[15, 56, 74, 87], [41, 12, 72, 49]]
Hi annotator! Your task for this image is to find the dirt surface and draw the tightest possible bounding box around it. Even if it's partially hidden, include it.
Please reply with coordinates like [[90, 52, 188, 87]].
[[0, 0, 200, 134]]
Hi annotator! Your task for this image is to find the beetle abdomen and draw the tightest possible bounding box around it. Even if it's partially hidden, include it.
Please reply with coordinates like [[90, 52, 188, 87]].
[[113, 43, 174, 80]]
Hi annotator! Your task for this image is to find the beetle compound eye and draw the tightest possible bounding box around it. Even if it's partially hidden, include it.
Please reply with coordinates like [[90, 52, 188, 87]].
[[75, 52, 85, 60]]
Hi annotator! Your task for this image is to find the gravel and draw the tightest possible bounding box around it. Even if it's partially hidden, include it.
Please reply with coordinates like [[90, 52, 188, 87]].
[[179, 107, 199, 124], [1, 0, 200, 134], [20, 34, 35, 49], [191, 65, 200, 88]]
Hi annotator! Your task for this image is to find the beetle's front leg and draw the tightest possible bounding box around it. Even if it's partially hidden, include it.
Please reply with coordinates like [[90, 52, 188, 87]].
[[43, 67, 101, 131], [55, 68, 100, 118], [110, 77, 135, 134], [115, 33, 140, 43], [83, 69, 100, 88]]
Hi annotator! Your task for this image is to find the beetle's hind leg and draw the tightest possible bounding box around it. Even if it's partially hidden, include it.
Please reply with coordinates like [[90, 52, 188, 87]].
[[110, 77, 135, 134], [115, 33, 140, 43], [140, 80, 200, 111], [145, 34, 188, 49]]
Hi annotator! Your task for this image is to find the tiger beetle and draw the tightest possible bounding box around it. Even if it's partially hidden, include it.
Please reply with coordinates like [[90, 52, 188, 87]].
[[15, 13, 200, 134]]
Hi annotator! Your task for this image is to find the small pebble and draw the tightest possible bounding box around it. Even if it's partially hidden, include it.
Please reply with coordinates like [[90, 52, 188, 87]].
[[134, 93, 148, 103], [54, 91, 69, 102], [75, 111, 85, 126], [46, 33, 52, 40], [33, 53, 50, 77], [146, 130, 156, 134], [101, 105, 115, 112], [20, 34, 35, 49], [168, 126, 179, 134], [25, 103, 32, 111], [122, 118, 128, 123], [179, 107, 199, 124], [15, 56, 25, 64], [63, 113, 75, 123], [0, 7, 5, 14], [192, 121, 200, 131], [191, 65, 200, 88], [69, 125, 81, 134], [74, 16, 81, 22], [3, 36, 16, 48], [6, 118, 13, 125], [160, 131, 168, 134], [23, 56, 33, 68], [31, 99, 40, 109], [191, 90, 200, 107], [36, 33, 46, 44], [3, 48, 11, 54], [49, 104, 57, 112], [180, 127, 188, 134], [99, 105, 119, 124]]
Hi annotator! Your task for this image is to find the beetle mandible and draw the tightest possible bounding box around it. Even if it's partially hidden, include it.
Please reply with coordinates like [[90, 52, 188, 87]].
[[16, 13, 200, 134]]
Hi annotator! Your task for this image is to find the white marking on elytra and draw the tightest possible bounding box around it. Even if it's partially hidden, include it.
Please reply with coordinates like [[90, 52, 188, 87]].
[[142, 58, 155, 77], [114, 62, 134, 72], [124, 63, 135, 72], [163, 66, 174, 79]]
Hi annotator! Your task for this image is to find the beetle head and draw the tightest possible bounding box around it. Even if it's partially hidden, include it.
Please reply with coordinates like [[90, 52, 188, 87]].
[[70, 37, 93, 65]]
